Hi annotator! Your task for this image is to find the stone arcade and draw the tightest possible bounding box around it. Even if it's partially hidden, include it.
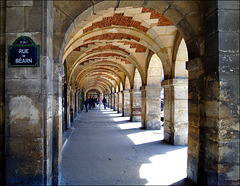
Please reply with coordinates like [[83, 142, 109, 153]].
[[0, 0, 239, 185]]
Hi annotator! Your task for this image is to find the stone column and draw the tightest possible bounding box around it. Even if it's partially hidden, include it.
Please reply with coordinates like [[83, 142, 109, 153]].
[[74, 89, 78, 116], [66, 87, 71, 128], [141, 85, 162, 130], [118, 92, 122, 113], [106, 94, 110, 108], [114, 93, 118, 111], [109, 94, 112, 108], [122, 90, 130, 117], [69, 88, 74, 122], [131, 89, 142, 122], [5, 1, 54, 184], [162, 79, 188, 145], [78, 89, 81, 112], [112, 93, 115, 109]]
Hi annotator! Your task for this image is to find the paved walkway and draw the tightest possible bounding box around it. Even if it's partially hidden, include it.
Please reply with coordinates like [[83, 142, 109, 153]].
[[61, 107, 194, 185]]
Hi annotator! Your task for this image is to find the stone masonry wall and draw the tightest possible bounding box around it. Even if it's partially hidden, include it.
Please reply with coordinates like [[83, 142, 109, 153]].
[[199, 1, 239, 185], [0, 1, 6, 184], [4, 1, 54, 184]]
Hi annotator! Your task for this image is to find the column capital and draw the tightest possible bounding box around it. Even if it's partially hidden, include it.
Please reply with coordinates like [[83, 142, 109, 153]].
[[140, 85, 162, 91], [122, 89, 130, 93], [130, 88, 140, 93], [161, 79, 188, 87]]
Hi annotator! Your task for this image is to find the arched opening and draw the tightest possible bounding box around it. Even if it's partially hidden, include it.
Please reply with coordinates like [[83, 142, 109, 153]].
[[59, 4, 198, 185], [147, 54, 163, 85], [4, 1, 239, 186]]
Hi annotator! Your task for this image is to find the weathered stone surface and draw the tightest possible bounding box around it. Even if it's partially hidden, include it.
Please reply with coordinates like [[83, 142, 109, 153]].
[[162, 79, 188, 145], [118, 92, 122, 113], [6, 7, 24, 33], [24, 6, 42, 32], [131, 89, 142, 122], [142, 85, 162, 130], [123, 90, 130, 117]]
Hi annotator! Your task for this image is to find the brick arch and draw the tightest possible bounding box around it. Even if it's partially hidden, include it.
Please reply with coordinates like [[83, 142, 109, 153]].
[[77, 67, 123, 89], [65, 28, 168, 69], [125, 76, 131, 90], [86, 88, 102, 95], [55, 1, 203, 64], [69, 53, 137, 86], [85, 83, 108, 94], [74, 62, 129, 88], [79, 69, 121, 87], [64, 27, 171, 82], [147, 54, 163, 85], [75, 60, 132, 85], [83, 77, 113, 92], [83, 76, 115, 91], [84, 80, 113, 94]]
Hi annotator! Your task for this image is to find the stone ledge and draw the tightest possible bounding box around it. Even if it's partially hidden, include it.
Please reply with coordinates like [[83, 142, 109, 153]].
[[140, 85, 162, 91], [161, 79, 188, 87]]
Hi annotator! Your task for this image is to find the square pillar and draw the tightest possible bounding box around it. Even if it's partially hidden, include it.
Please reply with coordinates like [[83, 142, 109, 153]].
[[162, 79, 188, 145], [114, 93, 118, 111], [118, 92, 122, 113], [112, 93, 115, 109], [141, 85, 162, 130], [123, 90, 130, 117], [131, 89, 142, 122]]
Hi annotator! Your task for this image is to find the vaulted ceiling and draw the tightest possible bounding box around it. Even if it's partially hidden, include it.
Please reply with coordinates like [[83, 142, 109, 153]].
[[63, 6, 181, 95]]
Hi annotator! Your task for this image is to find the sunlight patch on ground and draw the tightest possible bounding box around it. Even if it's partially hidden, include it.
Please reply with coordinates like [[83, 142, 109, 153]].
[[118, 122, 141, 130], [127, 130, 163, 145], [139, 148, 188, 185], [109, 113, 122, 117], [112, 116, 130, 122], [101, 111, 114, 114]]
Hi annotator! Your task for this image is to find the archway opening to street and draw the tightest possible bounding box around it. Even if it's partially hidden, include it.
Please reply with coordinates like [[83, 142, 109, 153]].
[[55, 1, 203, 185]]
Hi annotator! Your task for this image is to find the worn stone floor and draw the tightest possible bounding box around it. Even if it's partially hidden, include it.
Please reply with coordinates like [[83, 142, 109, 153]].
[[61, 106, 195, 185]]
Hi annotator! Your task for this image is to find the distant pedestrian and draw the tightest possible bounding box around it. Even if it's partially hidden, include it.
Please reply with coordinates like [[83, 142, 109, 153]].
[[84, 97, 89, 112], [89, 96, 93, 109], [103, 97, 107, 109]]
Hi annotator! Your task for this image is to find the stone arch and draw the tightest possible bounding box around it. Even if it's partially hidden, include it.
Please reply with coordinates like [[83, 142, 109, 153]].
[[174, 38, 188, 78], [133, 68, 142, 89], [120, 82, 123, 92], [55, 1, 203, 66], [125, 76, 130, 90], [147, 54, 163, 85]]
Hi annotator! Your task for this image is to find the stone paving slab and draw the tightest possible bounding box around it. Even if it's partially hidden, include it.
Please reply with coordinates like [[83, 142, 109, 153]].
[[61, 107, 195, 185]]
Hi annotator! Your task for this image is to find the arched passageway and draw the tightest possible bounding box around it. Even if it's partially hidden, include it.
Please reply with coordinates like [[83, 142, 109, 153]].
[[1, 1, 239, 185]]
